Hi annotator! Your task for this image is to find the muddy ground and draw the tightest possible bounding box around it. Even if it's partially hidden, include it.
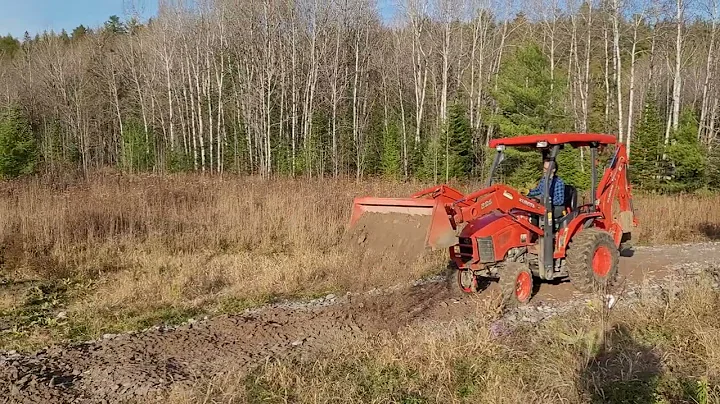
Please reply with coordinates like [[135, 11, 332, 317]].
[[1, 242, 718, 403]]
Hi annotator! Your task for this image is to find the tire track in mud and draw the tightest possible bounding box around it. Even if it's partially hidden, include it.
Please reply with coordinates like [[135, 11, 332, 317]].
[[1, 242, 718, 403]]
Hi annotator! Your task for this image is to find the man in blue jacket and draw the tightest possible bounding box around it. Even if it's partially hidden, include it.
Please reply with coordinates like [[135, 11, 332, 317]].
[[528, 159, 565, 213]]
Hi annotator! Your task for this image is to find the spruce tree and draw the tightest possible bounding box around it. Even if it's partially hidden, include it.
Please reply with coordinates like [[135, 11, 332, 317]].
[[556, 147, 591, 191], [380, 120, 402, 180], [490, 42, 567, 137], [419, 135, 441, 181], [71, 25, 87, 41], [707, 140, 720, 190], [630, 95, 663, 190], [0, 35, 20, 57], [443, 102, 472, 180], [104, 15, 127, 35], [665, 108, 706, 192], [120, 119, 155, 173], [489, 42, 571, 189], [0, 105, 38, 178]]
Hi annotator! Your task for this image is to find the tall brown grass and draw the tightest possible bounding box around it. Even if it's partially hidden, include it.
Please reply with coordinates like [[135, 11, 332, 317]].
[[633, 193, 720, 244], [1, 175, 716, 263], [0, 174, 443, 347], [0, 172, 718, 348]]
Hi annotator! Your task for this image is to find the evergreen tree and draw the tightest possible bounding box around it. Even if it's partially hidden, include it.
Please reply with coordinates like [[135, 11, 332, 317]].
[[71, 25, 88, 41], [0, 35, 20, 57], [0, 105, 38, 178], [664, 108, 706, 192], [707, 141, 720, 190], [490, 42, 567, 138], [120, 119, 155, 173], [419, 134, 441, 181], [104, 16, 127, 35], [443, 102, 472, 180], [630, 95, 663, 190], [380, 120, 402, 180], [127, 18, 143, 35], [556, 147, 591, 191], [489, 42, 570, 189]]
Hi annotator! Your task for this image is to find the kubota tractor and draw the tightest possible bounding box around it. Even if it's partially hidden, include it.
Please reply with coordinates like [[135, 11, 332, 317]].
[[348, 133, 638, 305]]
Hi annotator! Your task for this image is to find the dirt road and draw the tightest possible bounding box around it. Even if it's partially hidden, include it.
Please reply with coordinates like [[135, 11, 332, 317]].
[[1, 242, 718, 403]]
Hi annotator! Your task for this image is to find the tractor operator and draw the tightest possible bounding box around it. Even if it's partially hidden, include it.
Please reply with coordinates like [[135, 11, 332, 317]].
[[527, 159, 566, 221]]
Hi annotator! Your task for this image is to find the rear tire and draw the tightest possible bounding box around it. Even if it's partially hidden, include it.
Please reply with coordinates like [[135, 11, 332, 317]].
[[566, 228, 619, 293], [499, 262, 534, 306]]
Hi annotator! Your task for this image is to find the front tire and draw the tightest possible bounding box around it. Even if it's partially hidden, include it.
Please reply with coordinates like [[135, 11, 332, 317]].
[[499, 262, 534, 306], [566, 228, 620, 293], [456, 269, 478, 293], [446, 261, 479, 296]]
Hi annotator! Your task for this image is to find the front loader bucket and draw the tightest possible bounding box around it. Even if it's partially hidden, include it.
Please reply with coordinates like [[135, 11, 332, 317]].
[[347, 197, 458, 251]]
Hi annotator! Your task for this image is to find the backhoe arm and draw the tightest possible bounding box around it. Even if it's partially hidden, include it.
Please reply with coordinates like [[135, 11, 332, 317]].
[[595, 143, 638, 244]]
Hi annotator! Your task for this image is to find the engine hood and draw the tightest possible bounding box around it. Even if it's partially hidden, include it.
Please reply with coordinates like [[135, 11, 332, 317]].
[[459, 211, 518, 239]]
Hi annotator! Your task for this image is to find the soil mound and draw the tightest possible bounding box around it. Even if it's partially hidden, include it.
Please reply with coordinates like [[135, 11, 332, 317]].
[[343, 212, 440, 286]]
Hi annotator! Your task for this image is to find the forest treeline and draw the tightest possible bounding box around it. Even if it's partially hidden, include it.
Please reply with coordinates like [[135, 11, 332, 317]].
[[1, 0, 719, 193]]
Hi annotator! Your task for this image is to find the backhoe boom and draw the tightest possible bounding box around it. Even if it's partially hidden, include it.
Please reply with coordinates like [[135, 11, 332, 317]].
[[595, 143, 637, 245]]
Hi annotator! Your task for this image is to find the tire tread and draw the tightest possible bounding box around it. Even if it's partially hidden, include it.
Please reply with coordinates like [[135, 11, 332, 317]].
[[499, 262, 533, 306], [566, 227, 619, 293]]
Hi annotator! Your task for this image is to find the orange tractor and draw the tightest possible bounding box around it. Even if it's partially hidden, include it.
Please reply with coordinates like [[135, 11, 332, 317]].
[[348, 133, 638, 305]]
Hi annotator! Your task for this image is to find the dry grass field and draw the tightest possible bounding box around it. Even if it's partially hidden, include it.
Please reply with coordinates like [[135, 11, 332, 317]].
[[0, 172, 719, 403], [0, 172, 718, 353]]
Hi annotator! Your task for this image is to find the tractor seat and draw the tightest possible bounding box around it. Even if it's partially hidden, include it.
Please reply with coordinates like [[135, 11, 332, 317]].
[[554, 184, 578, 230], [564, 184, 577, 212]]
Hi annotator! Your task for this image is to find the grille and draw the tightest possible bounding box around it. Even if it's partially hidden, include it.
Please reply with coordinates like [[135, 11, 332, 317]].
[[457, 237, 474, 264], [477, 237, 495, 263]]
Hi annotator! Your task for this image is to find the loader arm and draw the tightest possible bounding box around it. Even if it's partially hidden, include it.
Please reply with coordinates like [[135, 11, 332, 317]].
[[595, 143, 638, 245], [452, 184, 547, 236], [411, 185, 471, 207], [348, 183, 550, 252]]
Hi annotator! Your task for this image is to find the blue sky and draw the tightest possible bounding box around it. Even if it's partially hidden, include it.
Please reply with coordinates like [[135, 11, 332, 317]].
[[2, 0, 398, 39], [1, 0, 158, 37]]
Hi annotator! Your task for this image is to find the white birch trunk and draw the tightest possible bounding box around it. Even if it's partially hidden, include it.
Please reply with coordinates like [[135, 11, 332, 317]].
[[670, 0, 683, 135], [612, 0, 624, 142]]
